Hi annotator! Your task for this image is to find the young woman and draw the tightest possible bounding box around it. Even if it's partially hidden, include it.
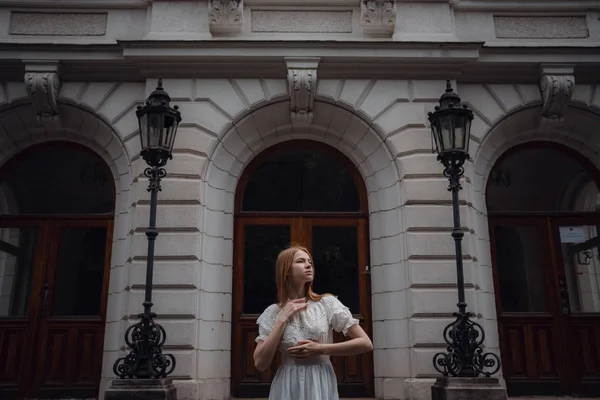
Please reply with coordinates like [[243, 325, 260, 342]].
[[253, 245, 373, 400]]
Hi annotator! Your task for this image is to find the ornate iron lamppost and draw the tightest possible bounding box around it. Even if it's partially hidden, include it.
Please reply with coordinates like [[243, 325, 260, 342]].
[[113, 78, 181, 379], [429, 80, 500, 378]]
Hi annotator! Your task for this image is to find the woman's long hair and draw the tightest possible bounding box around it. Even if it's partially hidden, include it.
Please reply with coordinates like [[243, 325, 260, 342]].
[[275, 245, 326, 307]]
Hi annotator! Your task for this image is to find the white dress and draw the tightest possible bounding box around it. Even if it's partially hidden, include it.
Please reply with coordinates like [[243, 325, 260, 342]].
[[256, 295, 359, 400]]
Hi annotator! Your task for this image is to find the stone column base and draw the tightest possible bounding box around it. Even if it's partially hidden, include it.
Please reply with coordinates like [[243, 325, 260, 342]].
[[104, 378, 177, 400], [431, 377, 507, 400]]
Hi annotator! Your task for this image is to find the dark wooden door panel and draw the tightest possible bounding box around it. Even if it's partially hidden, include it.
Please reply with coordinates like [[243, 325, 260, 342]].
[[0, 322, 28, 387], [35, 323, 104, 392]]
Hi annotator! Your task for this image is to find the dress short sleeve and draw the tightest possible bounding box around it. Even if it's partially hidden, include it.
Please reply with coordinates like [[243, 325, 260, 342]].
[[323, 295, 359, 336], [255, 304, 280, 343]]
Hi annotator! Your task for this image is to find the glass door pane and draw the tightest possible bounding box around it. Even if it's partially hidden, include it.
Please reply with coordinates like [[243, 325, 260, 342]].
[[242, 224, 291, 314], [0, 227, 40, 317], [311, 225, 360, 313], [492, 223, 549, 313], [50, 225, 108, 317], [555, 224, 600, 313]]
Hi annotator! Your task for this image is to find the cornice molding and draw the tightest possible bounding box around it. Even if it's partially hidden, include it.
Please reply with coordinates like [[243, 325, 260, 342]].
[[0, 41, 598, 83]]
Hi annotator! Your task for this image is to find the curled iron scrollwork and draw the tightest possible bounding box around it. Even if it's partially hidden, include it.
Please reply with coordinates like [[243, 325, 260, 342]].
[[113, 313, 176, 379], [440, 155, 465, 192], [145, 167, 167, 192], [433, 311, 501, 378]]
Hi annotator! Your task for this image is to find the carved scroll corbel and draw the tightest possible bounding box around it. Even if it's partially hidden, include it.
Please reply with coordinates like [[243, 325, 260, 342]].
[[361, 0, 396, 37], [539, 64, 575, 127], [285, 57, 320, 125], [24, 61, 62, 128], [209, 0, 243, 36]]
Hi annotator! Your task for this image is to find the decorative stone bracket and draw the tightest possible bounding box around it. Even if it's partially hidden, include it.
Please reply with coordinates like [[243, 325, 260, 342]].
[[24, 61, 62, 128], [286, 57, 319, 125], [539, 64, 575, 126], [360, 0, 397, 37], [209, 0, 243, 36]]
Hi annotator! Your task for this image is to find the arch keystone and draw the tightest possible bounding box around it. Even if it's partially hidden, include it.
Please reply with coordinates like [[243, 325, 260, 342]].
[[540, 64, 575, 126], [286, 57, 320, 125], [24, 60, 62, 130]]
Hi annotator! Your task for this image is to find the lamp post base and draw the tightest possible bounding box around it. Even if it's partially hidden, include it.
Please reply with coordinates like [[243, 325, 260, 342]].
[[104, 378, 177, 400], [431, 377, 507, 400]]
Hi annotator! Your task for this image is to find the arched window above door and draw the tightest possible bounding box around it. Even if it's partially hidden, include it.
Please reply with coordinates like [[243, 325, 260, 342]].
[[239, 142, 363, 213], [486, 144, 600, 213], [0, 143, 115, 215]]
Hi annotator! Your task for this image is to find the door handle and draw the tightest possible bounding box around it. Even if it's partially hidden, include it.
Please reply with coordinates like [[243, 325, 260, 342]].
[[40, 281, 49, 317], [558, 279, 570, 316]]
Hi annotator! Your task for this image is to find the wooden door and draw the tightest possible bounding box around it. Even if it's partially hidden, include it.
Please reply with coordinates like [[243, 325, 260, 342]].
[[490, 216, 567, 396], [231, 216, 373, 398], [550, 216, 600, 396], [0, 220, 50, 399], [490, 215, 600, 397], [0, 217, 113, 399]]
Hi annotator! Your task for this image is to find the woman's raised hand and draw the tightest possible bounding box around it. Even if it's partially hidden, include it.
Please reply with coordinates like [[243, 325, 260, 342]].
[[277, 298, 308, 323]]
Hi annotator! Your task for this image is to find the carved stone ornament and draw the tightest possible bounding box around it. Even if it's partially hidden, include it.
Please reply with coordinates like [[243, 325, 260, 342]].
[[24, 62, 62, 125], [209, 0, 243, 36], [286, 57, 320, 125], [539, 64, 575, 125], [361, 0, 396, 36]]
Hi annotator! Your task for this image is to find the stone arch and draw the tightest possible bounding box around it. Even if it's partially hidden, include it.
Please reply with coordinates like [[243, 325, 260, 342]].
[[473, 103, 600, 214], [199, 94, 405, 398], [0, 80, 145, 386]]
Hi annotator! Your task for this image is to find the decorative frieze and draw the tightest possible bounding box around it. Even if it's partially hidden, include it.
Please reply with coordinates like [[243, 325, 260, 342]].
[[209, 0, 244, 36], [360, 0, 396, 37], [539, 64, 575, 125], [10, 12, 107, 36], [252, 11, 352, 33], [286, 57, 320, 124], [494, 16, 588, 39], [24, 62, 62, 127]]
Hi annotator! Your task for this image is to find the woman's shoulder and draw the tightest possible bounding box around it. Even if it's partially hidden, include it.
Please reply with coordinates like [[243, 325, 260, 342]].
[[257, 303, 280, 324], [314, 294, 341, 307], [261, 303, 280, 314]]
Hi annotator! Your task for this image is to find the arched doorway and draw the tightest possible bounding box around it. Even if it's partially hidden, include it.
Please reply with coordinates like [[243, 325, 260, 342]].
[[0, 142, 114, 399], [231, 140, 374, 398], [487, 142, 600, 397]]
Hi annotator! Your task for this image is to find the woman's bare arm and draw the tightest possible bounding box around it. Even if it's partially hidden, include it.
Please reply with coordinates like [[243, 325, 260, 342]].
[[288, 324, 373, 358], [253, 318, 287, 372], [321, 324, 373, 356]]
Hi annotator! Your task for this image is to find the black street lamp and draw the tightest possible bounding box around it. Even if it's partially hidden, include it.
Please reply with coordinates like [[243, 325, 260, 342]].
[[113, 78, 181, 379], [429, 80, 500, 378]]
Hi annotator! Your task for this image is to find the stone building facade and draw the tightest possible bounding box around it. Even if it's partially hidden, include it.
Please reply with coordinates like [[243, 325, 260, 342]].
[[0, 1, 600, 400]]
